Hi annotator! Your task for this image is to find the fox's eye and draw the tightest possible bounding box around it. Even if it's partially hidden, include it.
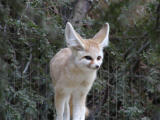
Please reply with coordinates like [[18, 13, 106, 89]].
[[97, 56, 101, 60], [84, 56, 92, 60]]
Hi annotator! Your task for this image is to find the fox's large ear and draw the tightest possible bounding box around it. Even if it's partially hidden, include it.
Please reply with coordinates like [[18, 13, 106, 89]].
[[93, 23, 110, 48], [65, 22, 85, 49]]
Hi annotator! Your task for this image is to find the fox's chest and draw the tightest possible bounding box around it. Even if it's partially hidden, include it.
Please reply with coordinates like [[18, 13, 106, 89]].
[[63, 71, 97, 89]]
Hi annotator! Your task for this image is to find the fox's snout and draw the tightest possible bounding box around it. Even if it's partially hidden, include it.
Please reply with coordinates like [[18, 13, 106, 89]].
[[88, 60, 100, 70], [95, 65, 100, 69]]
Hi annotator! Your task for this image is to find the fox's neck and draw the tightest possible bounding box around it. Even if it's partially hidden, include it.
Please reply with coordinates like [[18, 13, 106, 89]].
[[67, 57, 97, 84]]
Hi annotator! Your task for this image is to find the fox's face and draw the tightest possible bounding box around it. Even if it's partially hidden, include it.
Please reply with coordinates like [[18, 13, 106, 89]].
[[65, 22, 109, 71], [73, 41, 103, 70]]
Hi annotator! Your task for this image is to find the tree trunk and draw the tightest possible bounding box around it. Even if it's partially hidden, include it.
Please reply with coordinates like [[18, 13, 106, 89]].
[[71, 0, 91, 27]]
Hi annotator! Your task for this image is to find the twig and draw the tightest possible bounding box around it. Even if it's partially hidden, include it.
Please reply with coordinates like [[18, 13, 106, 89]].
[[137, 40, 150, 54], [23, 50, 32, 74], [123, 43, 135, 60]]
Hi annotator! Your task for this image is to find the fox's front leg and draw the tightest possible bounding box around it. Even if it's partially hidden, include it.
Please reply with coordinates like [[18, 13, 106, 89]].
[[72, 91, 87, 120], [55, 88, 67, 120], [64, 96, 70, 120]]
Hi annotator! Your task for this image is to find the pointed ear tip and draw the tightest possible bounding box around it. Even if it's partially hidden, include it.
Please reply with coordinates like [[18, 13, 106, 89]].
[[66, 22, 72, 26], [105, 22, 110, 27]]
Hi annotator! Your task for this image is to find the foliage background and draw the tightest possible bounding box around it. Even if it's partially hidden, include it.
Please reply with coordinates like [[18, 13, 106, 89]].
[[0, 0, 160, 120]]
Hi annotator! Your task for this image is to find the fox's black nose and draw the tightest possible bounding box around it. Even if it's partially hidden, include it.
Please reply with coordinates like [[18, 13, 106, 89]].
[[95, 65, 99, 69]]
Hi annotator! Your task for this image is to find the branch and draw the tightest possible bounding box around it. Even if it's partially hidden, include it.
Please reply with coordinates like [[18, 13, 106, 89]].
[[155, 2, 160, 29], [122, 32, 149, 60], [131, 40, 150, 72]]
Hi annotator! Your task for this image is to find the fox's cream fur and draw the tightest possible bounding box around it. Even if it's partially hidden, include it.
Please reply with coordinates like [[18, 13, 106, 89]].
[[50, 22, 110, 120]]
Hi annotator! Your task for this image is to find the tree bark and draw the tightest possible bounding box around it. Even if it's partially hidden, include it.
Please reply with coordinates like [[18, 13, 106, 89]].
[[71, 0, 91, 27]]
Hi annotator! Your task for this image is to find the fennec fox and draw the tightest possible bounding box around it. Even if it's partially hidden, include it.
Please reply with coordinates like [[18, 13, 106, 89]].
[[50, 22, 110, 120]]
